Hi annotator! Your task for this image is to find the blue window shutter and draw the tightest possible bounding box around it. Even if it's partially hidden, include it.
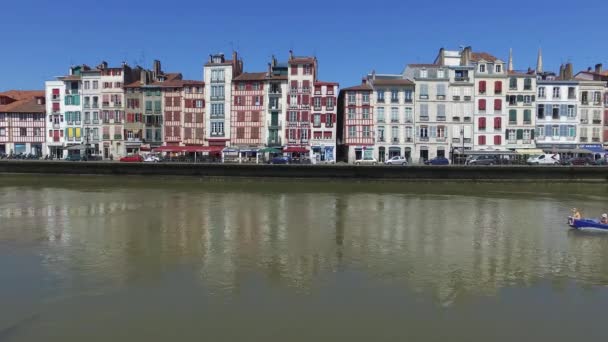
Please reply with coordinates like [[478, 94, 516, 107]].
[[559, 125, 567, 136], [560, 104, 567, 116]]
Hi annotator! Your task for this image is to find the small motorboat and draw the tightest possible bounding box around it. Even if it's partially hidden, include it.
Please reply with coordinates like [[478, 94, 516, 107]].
[[568, 216, 608, 230]]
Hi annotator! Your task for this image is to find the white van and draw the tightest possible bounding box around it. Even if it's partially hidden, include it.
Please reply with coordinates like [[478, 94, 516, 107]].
[[527, 154, 560, 165]]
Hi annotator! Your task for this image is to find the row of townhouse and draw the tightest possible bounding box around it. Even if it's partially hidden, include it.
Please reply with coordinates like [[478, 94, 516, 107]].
[[0, 91, 46, 155], [338, 46, 608, 163], [41, 51, 339, 161]]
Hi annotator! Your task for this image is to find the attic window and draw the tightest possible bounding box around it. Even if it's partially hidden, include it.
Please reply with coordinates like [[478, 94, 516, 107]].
[[479, 64, 486, 72], [496, 64, 502, 73]]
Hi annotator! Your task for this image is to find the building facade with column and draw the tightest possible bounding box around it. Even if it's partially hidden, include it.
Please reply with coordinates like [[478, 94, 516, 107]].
[[403, 64, 450, 162], [310, 81, 338, 163], [367, 74, 415, 162], [204, 52, 243, 149]]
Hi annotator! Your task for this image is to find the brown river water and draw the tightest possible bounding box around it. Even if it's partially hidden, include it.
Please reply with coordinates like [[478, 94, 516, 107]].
[[1, 175, 608, 341]]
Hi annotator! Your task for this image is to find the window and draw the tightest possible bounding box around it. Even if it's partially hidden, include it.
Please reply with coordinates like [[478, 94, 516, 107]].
[[494, 117, 502, 130], [362, 94, 370, 104], [20, 128, 27, 136], [538, 87, 545, 98], [552, 105, 559, 119], [524, 78, 532, 90], [437, 84, 446, 98], [478, 99, 486, 111], [479, 64, 486, 73], [377, 107, 385, 122], [537, 104, 545, 119], [391, 89, 399, 103], [211, 85, 225, 98], [304, 64, 312, 75], [391, 107, 399, 122], [494, 81, 502, 94], [494, 135, 501, 145], [478, 117, 486, 130], [509, 110, 517, 124], [348, 126, 356, 137], [593, 91, 602, 104], [404, 90, 412, 102], [405, 126, 413, 140], [567, 105, 576, 118], [313, 97, 322, 108], [508, 129, 516, 141], [347, 108, 355, 119], [568, 87, 576, 99], [419, 104, 428, 119], [362, 107, 370, 119], [524, 109, 531, 124], [437, 104, 446, 120], [509, 78, 517, 90], [478, 135, 486, 145], [326, 97, 335, 108], [314, 114, 321, 127], [392, 126, 399, 142], [552, 125, 559, 137], [523, 95, 532, 104], [195, 100, 203, 108], [495, 64, 502, 73], [552, 87, 560, 99], [0, 128, 5, 136], [581, 91, 589, 104], [211, 103, 224, 116], [211, 121, 224, 136], [145, 101, 152, 113], [580, 109, 589, 123], [377, 127, 385, 141], [377, 89, 385, 102], [362, 126, 371, 137], [405, 107, 413, 122], [419, 125, 428, 138], [289, 111, 297, 122], [93, 81, 98, 89], [478, 81, 486, 94], [420, 69, 428, 78], [348, 93, 356, 104], [437, 69, 445, 78], [437, 125, 445, 138], [419, 84, 428, 99]]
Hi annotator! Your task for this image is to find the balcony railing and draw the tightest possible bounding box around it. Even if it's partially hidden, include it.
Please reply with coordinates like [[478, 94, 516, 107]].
[[437, 95, 446, 100], [419, 116, 429, 121], [464, 96, 472, 101], [452, 138, 460, 143], [453, 96, 461, 101], [436, 137, 446, 142], [464, 117, 471, 122], [102, 134, 110, 140], [267, 137, 282, 146], [210, 96, 224, 101], [210, 78, 224, 83], [418, 136, 429, 142], [267, 120, 282, 128], [455, 77, 470, 82], [437, 116, 446, 121], [593, 119, 601, 124], [268, 103, 282, 110], [580, 137, 588, 142]]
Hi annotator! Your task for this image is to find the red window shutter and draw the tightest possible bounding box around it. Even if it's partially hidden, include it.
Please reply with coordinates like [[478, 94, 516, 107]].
[[52, 103, 60, 111], [165, 97, 171, 107], [479, 81, 486, 93], [494, 135, 501, 145], [604, 129, 608, 141], [246, 83, 252, 91], [478, 135, 485, 145], [298, 95, 301, 105], [234, 96, 239, 105], [60, 130, 64, 137], [259, 97, 263, 106], [320, 114, 326, 124], [328, 86, 334, 93], [165, 126, 171, 137], [302, 111, 309, 121], [321, 97, 327, 106], [479, 99, 486, 111], [479, 117, 486, 128], [52, 88, 59, 95], [332, 114, 336, 123], [303, 80, 310, 89], [174, 112, 180, 121], [494, 99, 502, 110], [494, 117, 501, 129], [287, 95, 290, 104], [495, 81, 502, 93], [291, 81, 298, 89], [303, 95, 309, 105]]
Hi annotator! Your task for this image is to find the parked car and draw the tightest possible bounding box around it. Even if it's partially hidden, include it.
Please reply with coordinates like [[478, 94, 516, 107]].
[[144, 154, 161, 162], [385, 156, 408, 166], [269, 156, 291, 164], [64, 154, 82, 162], [425, 157, 450, 165], [466, 155, 498, 166], [527, 154, 560, 165], [564, 156, 595, 166], [355, 158, 378, 166], [85, 154, 103, 161], [120, 154, 143, 162]]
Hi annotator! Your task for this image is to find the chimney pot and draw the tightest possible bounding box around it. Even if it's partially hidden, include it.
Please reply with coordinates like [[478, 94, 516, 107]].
[[595, 63, 603, 74], [289, 50, 294, 60]]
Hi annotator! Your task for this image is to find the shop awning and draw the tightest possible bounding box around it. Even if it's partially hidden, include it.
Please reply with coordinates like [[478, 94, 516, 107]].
[[516, 149, 544, 155], [283, 147, 309, 153], [153, 146, 223, 153], [64, 144, 87, 150], [581, 145, 606, 153], [259, 147, 282, 153]]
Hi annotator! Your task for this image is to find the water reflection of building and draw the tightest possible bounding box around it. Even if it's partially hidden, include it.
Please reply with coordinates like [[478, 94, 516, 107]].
[[4, 182, 608, 305]]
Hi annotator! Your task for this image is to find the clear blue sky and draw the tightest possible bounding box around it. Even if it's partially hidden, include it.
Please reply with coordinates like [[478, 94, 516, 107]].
[[2, 0, 607, 91]]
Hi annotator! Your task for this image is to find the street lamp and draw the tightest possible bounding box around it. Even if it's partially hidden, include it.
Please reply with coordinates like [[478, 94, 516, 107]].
[[460, 126, 465, 164]]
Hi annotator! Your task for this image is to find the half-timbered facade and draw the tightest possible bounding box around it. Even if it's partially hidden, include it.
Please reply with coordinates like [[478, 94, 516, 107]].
[[285, 52, 316, 155], [231, 73, 266, 148], [160, 80, 205, 146], [338, 81, 374, 163], [0, 90, 46, 156], [310, 81, 338, 163]]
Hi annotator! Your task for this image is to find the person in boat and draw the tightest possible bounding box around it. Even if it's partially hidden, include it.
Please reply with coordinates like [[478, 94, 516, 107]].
[[572, 208, 581, 220], [601, 213, 608, 224]]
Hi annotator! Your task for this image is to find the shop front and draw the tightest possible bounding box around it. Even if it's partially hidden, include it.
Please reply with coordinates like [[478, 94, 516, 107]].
[[311, 145, 335, 164], [353, 146, 374, 162], [579, 144, 606, 161], [388, 146, 401, 159]]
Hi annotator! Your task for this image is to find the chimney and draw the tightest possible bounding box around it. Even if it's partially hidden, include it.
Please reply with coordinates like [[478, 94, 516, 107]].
[[559, 64, 565, 80], [565, 63, 573, 80], [437, 48, 445, 66], [362, 77, 367, 85], [267, 63, 272, 77], [536, 48, 543, 73], [100, 61, 108, 70], [289, 50, 294, 60], [595, 63, 603, 74], [461, 46, 472, 66], [508, 48, 513, 72], [153, 60, 161, 76], [271, 55, 276, 67], [140, 69, 147, 84], [232, 51, 237, 63], [209, 54, 213, 63]]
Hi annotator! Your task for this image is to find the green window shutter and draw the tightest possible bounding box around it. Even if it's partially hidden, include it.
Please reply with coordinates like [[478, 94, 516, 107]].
[[509, 110, 517, 122], [524, 110, 531, 122], [74, 96, 80, 106], [505, 129, 509, 139], [516, 95, 523, 102], [516, 129, 524, 140], [155, 90, 161, 96], [531, 129, 535, 139], [64, 96, 69, 105]]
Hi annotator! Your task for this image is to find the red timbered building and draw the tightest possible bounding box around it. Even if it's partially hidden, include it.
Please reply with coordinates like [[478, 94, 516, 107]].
[[231, 73, 266, 148], [337, 81, 375, 163], [311, 81, 338, 162], [285, 51, 317, 156], [0, 91, 46, 156]]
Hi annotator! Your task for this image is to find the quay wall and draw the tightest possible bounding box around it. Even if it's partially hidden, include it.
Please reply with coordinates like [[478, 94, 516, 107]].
[[1, 161, 608, 182]]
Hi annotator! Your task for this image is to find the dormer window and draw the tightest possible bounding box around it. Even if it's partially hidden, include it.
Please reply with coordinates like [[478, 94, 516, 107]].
[[479, 64, 486, 73], [420, 69, 428, 78], [496, 64, 502, 73], [213, 56, 223, 63], [437, 69, 445, 78]]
